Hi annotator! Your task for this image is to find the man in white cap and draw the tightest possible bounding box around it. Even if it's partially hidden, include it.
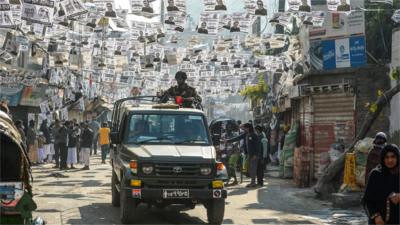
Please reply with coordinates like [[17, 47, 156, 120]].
[[365, 132, 387, 184]]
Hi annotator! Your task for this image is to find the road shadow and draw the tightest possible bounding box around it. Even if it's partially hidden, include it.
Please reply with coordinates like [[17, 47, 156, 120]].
[[64, 202, 208, 224]]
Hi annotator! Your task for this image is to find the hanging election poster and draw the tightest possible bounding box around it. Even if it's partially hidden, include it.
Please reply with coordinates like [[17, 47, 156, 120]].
[[0, 1, 16, 28], [368, 0, 393, 4], [309, 10, 364, 39], [131, 0, 160, 18], [21, 0, 55, 26], [165, 0, 185, 12], [197, 12, 220, 35], [327, 0, 351, 11], [164, 11, 186, 32], [59, 0, 87, 18], [287, 0, 311, 12], [204, 0, 227, 11], [392, 9, 400, 23], [92, 0, 112, 12], [245, 0, 267, 16], [298, 11, 325, 27], [9, 0, 22, 26], [230, 12, 255, 33]]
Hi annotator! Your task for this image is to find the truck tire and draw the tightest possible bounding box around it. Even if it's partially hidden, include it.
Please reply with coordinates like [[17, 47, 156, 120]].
[[206, 199, 225, 225], [111, 171, 120, 207], [120, 177, 138, 224]]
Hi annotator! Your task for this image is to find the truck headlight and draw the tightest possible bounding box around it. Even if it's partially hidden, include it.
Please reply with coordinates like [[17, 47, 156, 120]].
[[200, 167, 212, 175], [142, 165, 154, 174]]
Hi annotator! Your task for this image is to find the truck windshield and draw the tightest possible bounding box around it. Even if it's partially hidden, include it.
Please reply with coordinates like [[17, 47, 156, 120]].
[[125, 113, 210, 145]]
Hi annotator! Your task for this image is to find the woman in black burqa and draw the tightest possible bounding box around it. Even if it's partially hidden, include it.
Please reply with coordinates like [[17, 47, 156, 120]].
[[363, 144, 400, 225]]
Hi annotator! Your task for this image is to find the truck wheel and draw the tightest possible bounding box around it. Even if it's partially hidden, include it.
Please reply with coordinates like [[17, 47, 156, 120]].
[[206, 199, 225, 225], [111, 171, 120, 207], [120, 177, 138, 224]]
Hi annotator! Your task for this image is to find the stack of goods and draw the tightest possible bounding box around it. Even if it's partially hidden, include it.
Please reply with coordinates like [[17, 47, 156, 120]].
[[279, 122, 299, 178]]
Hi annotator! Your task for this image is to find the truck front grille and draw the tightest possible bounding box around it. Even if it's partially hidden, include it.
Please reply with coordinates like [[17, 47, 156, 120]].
[[154, 163, 200, 177]]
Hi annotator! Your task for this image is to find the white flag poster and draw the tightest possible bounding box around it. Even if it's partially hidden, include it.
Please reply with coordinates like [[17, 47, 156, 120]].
[[0, 2, 16, 28], [78, 97, 84, 111], [21, 0, 55, 26], [28, 113, 35, 123], [59, 0, 87, 18], [40, 100, 50, 113], [60, 107, 69, 121]]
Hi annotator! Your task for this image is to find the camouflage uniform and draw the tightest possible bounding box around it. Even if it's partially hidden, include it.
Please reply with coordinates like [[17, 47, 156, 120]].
[[164, 84, 202, 108]]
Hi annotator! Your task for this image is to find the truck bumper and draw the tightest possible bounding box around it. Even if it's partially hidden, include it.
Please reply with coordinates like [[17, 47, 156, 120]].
[[125, 188, 227, 200]]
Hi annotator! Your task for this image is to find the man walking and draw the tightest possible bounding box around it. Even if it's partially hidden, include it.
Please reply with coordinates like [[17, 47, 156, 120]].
[[99, 122, 111, 164], [89, 118, 100, 155], [26, 120, 37, 164], [225, 123, 261, 188], [81, 122, 94, 170], [40, 119, 52, 163], [58, 121, 69, 170], [52, 119, 61, 168], [255, 126, 268, 187]]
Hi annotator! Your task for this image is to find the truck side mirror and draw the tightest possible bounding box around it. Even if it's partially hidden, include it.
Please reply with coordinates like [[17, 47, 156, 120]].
[[111, 132, 121, 144]]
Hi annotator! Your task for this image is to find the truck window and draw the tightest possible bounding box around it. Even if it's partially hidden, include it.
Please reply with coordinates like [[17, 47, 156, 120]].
[[125, 113, 210, 145]]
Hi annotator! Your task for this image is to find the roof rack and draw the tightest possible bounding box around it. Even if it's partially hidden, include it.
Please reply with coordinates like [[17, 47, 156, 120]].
[[111, 96, 161, 131]]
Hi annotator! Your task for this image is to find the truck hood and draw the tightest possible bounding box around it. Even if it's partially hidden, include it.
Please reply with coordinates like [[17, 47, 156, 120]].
[[124, 144, 215, 160]]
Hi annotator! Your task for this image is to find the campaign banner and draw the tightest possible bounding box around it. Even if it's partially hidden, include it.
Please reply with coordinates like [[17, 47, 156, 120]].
[[21, 0, 55, 26], [0, 84, 24, 106], [311, 35, 366, 70], [349, 35, 366, 68], [59, 0, 87, 19], [0, 2, 16, 28]]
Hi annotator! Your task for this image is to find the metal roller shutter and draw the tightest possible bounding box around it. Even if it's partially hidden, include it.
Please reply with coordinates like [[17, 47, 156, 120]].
[[312, 93, 356, 179]]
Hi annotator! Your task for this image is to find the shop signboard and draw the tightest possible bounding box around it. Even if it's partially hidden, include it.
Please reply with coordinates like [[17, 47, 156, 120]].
[[19, 86, 48, 107], [310, 35, 366, 70], [0, 84, 24, 106]]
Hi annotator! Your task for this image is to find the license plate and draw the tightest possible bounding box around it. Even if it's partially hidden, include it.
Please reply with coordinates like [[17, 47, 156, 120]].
[[163, 189, 189, 199]]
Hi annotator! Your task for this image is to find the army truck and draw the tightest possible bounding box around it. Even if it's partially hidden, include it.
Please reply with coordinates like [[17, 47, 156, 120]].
[[110, 97, 227, 224]]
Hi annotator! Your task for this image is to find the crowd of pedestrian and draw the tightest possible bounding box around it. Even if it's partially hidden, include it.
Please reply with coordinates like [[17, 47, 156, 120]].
[[5, 112, 111, 171], [220, 121, 270, 188]]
